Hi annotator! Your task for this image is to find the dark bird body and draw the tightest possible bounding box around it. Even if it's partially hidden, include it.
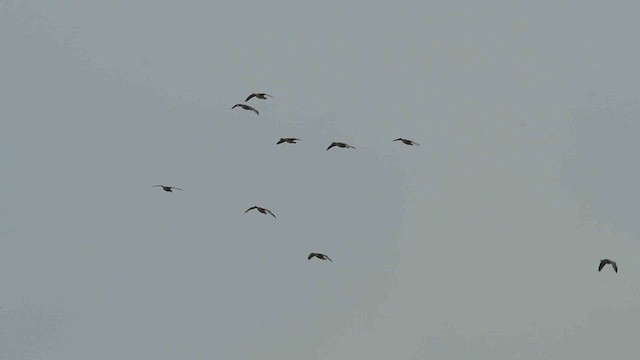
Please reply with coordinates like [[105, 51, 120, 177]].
[[245, 206, 276, 218], [246, 93, 273, 102], [153, 185, 184, 192], [599, 259, 618, 273], [394, 138, 420, 146], [308, 253, 332, 262], [326, 142, 356, 151], [232, 103, 259, 115], [277, 138, 301, 144]]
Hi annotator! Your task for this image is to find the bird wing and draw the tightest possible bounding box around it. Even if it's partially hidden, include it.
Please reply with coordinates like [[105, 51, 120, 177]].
[[327, 143, 336, 150], [152, 185, 164, 188], [411, 141, 420, 146], [599, 261, 606, 272], [347, 144, 356, 149], [232, 104, 241, 109], [245, 206, 257, 213], [325, 255, 333, 262], [250, 106, 259, 115], [265, 209, 276, 218], [277, 139, 285, 144], [393, 138, 403, 142], [245, 94, 256, 102], [613, 262, 618, 273], [171, 187, 184, 191], [308, 253, 316, 260]]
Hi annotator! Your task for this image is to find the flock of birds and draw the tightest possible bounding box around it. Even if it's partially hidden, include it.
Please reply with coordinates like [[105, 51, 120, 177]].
[[155, 92, 619, 273], [152, 92, 419, 264]]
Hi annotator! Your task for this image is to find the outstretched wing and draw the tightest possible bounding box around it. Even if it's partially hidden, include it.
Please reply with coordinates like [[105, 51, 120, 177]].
[[265, 209, 277, 218], [152, 185, 164, 188], [613, 262, 618, 273], [325, 255, 333, 262], [393, 138, 403, 142], [245, 93, 257, 102], [232, 104, 241, 109], [249, 106, 259, 115], [327, 143, 336, 151], [308, 253, 316, 260], [170, 187, 184, 191], [411, 141, 420, 146], [277, 139, 285, 144], [245, 206, 257, 213], [598, 261, 606, 272], [346, 143, 356, 149]]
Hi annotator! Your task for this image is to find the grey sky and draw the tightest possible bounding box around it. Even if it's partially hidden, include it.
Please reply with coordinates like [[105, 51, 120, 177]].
[[2, 1, 640, 359]]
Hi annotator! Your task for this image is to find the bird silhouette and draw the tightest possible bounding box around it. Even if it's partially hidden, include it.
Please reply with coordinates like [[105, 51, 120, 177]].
[[245, 93, 273, 102], [326, 142, 356, 151], [393, 138, 420, 146], [153, 185, 184, 192], [308, 253, 333, 262], [277, 138, 301, 145], [232, 103, 259, 115], [599, 259, 618, 273], [245, 206, 276, 218]]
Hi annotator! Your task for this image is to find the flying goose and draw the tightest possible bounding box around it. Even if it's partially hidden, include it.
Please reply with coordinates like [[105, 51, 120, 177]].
[[232, 103, 259, 115], [245, 206, 276, 218], [153, 185, 184, 192], [308, 253, 332, 262], [277, 138, 301, 145], [326, 142, 356, 151], [599, 259, 618, 273], [393, 138, 420, 146], [246, 93, 273, 102]]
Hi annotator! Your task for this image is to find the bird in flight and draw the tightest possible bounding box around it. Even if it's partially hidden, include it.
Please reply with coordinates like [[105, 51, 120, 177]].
[[326, 142, 356, 151], [245, 206, 276, 218], [393, 138, 420, 146], [153, 185, 184, 192], [308, 253, 333, 262], [232, 103, 259, 115], [277, 138, 301, 145], [599, 259, 618, 273], [246, 93, 273, 102]]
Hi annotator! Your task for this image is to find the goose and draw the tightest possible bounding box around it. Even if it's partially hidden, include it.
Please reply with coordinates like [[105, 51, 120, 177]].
[[245, 206, 276, 218], [326, 142, 356, 151], [152, 185, 184, 192], [308, 253, 333, 262], [599, 259, 618, 273], [246, 93, 273, 102], [277, 138, 301, 145], [232, 103, 259, 115], [393, 138, 420, 146]]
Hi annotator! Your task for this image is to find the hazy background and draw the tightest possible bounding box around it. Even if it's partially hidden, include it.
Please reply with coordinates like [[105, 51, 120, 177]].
[[2, 1, 640, 359]]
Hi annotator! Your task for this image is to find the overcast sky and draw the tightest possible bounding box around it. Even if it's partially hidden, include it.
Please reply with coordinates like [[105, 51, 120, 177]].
[[2, 1, 640, 359]]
